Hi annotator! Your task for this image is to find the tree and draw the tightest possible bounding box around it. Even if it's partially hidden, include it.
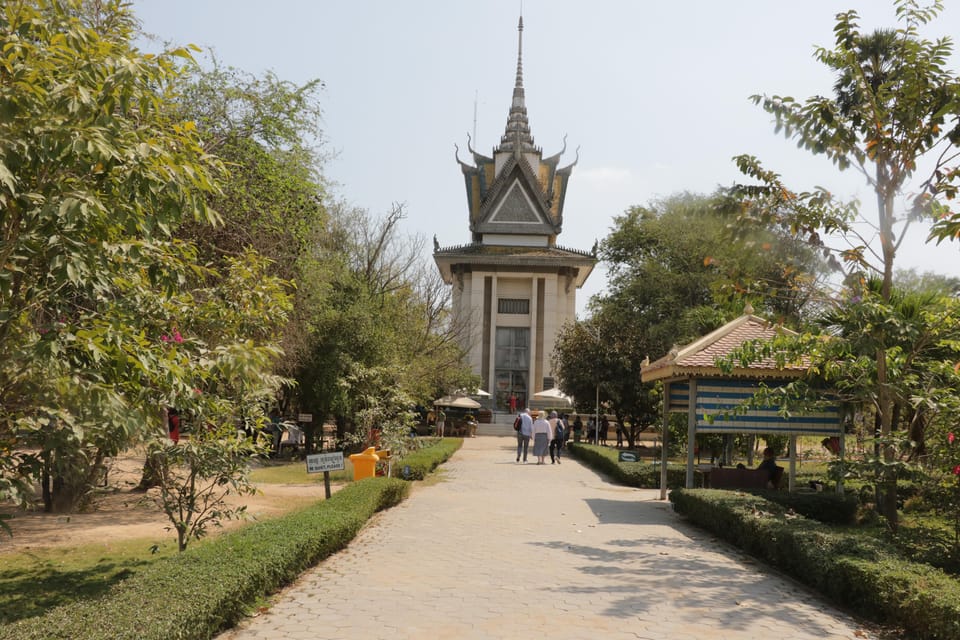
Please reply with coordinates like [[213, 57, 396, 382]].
[[0, 0, 223, 511], [168, 62, 330, 381], [552, 193, 828, 447], [296, 202, 475, 449], [730, 0, 960, 528]]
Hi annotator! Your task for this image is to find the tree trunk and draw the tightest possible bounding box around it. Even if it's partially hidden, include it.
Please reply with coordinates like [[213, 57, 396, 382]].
[[41, 461, 52, 513], [877, 182, 899, 530], [137, 451, 165, 491]]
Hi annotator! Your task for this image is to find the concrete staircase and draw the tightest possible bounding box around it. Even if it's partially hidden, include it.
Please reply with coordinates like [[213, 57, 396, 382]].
[[475, 413, 518, 437]]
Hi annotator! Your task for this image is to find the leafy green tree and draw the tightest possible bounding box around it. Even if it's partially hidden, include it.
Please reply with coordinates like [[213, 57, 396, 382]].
[[297, 202, 475, 449], [142, 253, 290, 553], [553, 193, 828, 448], [147, 428, 259, 553], [168, 62, 331, 384], [0, 0, 223, 511], [729, 0, 960, 527], [726, 278, 960, 517]]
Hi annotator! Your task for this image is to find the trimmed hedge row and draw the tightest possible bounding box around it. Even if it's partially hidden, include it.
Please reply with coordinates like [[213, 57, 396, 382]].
[[752, 488, 859, 525], [392, 437, 463, 480], [566, 443, 686, 488], [670, 489, 960, 639], [0, 478, 410, 640]]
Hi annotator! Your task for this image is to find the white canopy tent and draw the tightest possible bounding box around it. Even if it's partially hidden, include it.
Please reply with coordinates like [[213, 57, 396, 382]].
[[531, 387, 573, 406], [434, 395, 482, 409]]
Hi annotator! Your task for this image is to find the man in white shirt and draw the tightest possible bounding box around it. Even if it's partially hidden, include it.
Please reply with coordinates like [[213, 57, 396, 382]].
[[516, 408, 533, 463]]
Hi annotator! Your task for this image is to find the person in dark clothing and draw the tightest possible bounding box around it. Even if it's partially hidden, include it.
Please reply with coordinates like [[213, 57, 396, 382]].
[[167, 408, 180, 443], [757, 447, 783, 489], [572, 415, 583, 443], [549, 412, 565, 464]]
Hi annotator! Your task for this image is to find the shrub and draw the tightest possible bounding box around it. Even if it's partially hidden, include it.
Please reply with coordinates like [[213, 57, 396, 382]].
[[670, 488, 960, 639], [0, 478, 409, 640], [391, 437, 462, 480], [757, 489, 859, 525], [566, 443, 685, 489]]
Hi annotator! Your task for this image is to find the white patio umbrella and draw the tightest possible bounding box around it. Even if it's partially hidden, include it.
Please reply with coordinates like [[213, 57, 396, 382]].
[[531, 388, 573, 405], [434, 395, 482, 409], [457, 388, 491, 397]]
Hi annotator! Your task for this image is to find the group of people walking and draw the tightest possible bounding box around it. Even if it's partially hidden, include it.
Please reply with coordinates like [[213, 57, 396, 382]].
[[514, 408, 567, 465]]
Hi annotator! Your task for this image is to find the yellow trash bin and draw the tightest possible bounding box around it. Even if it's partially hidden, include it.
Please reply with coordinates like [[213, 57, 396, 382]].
[[349, 447, 380, 480]]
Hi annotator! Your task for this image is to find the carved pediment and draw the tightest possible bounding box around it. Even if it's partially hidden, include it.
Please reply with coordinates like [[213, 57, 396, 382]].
[[490, 182, 541, 223]]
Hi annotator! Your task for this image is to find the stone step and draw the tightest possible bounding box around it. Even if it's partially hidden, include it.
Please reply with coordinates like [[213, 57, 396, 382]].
[[476, 423, 517, 437]]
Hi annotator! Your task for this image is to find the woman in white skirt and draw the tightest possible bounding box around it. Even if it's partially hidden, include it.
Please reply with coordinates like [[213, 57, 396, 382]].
[[532, 411, 551, 465]]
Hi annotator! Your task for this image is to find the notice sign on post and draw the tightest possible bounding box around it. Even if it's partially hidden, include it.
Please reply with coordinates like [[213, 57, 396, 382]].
[[306, 452, 344, 473], [298, 413, 313, 423]]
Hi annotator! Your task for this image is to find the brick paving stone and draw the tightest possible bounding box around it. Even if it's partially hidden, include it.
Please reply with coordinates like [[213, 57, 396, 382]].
[[217, 437, 881, 640]]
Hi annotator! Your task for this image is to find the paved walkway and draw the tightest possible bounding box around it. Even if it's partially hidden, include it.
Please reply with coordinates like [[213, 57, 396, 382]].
[[219, 437, 878, 640]]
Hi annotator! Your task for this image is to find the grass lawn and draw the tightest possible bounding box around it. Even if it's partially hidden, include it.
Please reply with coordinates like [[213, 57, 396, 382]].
[[0, 538, 179, 625], [250, 460, 353, 484], [0, 461, 353, 625]]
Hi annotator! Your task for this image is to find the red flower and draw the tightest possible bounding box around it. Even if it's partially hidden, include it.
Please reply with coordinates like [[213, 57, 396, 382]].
[[953, 465, 960, 476], [950, 432, 956, 445]]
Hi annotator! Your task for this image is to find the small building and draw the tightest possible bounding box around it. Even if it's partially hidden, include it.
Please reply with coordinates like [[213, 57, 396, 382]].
[[641, 309, 844, 496], [434, 17, 596, 413]]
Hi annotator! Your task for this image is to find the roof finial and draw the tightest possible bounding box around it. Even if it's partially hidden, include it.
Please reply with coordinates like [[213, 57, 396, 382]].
[[744, 301, 754, 315], [516, 15, 524, 89], [496, 15, 536, 155]]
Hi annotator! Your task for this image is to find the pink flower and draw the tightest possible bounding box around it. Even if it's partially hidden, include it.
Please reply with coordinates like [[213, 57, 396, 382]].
[[194, 388, 202, 394], [160, 334, 170, 343], [953, 465, 960, 476], [172, 330, 183, 344], [950, 433, 956, 445]]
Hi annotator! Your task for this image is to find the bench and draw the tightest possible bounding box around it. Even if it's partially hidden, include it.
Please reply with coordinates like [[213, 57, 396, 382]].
[[704, 466, 783, 490]]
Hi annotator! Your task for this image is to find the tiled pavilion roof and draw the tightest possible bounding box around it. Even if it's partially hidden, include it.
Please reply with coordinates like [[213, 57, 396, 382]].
[[641, 314, 805, 383]]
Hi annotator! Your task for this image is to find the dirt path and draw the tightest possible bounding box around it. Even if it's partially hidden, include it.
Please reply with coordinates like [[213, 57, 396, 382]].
[[0, 454, 330, 553]]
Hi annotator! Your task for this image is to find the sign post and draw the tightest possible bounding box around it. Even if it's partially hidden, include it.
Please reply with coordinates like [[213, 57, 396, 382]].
[[306, 451, 344, 499]]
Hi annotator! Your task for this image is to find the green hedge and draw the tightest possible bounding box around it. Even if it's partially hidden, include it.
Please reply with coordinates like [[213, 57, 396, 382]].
[[0, 478, 409, 640], [566, 443, 685, 488], [391, 437, 463, 480], [752, 488, 859, 525], [670, 489, 960, 639]]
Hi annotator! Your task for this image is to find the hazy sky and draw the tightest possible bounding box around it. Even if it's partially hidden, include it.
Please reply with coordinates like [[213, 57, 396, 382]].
[[133, 1, 960, 315]]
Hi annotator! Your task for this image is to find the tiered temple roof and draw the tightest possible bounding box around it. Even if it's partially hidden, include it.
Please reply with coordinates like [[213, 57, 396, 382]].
[[452, 17, 579, 244]]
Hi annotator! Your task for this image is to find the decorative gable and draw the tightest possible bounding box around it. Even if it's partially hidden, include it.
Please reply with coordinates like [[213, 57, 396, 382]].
[[454, 16, 576, 245], [490, 182, 541, 223]]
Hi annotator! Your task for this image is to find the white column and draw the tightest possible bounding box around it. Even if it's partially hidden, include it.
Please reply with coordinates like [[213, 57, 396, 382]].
[[468, 272, 484, 374], [685, 379, 698, 489], [488, 274, 498, 398], [788, 435, 797, 492], [543, 274, 559, 379], [660, 381, 670, 500], [528, 275, 539, 393]]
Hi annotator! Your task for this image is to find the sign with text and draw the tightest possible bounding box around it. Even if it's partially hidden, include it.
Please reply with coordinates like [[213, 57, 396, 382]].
[[298, 413, 313, 423], [618, 451, 640, 463], [306, 451, 344, 474]]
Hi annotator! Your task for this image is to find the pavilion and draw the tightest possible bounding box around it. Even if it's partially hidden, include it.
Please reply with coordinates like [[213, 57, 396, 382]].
[[640, 307, 844, 499]]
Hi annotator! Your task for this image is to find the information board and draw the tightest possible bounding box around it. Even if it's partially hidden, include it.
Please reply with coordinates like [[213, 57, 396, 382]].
[[306, 451, 344, 473]]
